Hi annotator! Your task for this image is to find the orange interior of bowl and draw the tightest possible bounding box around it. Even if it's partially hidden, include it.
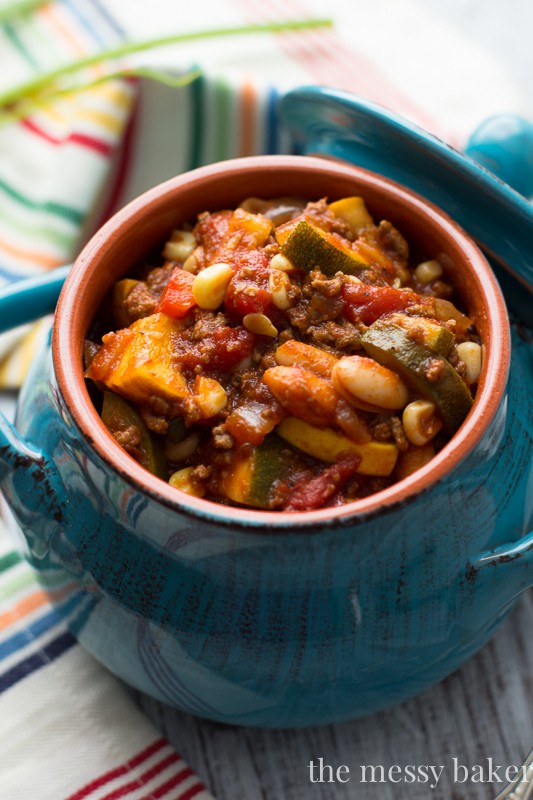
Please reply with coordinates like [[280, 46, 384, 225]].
[[53, 155, 510, 529]]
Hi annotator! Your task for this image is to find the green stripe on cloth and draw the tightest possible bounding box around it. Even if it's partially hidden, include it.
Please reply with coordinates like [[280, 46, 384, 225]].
[[0, 206, 74, 250], [0, 564, 70, 603], [3, 20, 40, 69], [0, 568, 34, 599], [0, 551, 21, 574], [0, 176, 84, 224]]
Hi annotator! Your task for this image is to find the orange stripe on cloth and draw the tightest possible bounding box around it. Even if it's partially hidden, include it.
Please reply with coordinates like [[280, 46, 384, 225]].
[[238, 81, 257, 157], [39, 3, 92, 57], [0, 583, 76, 632], [0, 589, 49, 632], [38, 3, 105, 77], [0, 236, 64, 269]]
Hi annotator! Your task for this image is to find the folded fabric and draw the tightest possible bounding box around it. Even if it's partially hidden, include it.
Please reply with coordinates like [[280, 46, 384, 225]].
[[0, 0, 135, 382], [0, 526, 213, 800]]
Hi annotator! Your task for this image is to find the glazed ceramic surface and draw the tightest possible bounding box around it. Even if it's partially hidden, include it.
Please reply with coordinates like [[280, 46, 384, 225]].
[[0, 154, 532, 728]]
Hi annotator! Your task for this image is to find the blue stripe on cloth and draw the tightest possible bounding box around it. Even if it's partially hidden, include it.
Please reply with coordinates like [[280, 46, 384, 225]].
[[0, 594, 82, 661], [60, 0, 110, 48], [0, 631, 76, 694], [83, 0, 128, 39], [0, 261, 39, 282], [0, 609, 61, 661]]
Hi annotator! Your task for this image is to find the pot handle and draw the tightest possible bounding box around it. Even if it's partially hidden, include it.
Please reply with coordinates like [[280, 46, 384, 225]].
[[465, 114, 533, 199], [0, 266, 69, 557], [470, 531, 533, 601], [0, 265, 69, 335]]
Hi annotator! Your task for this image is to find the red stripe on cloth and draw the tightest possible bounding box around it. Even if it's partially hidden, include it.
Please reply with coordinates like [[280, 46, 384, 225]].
[[21, 118, 113, 157], [176, 784, 206, 800], [99, 753, 182, 800], [66, 738, 167, 800], [137, 768, 197, 800]]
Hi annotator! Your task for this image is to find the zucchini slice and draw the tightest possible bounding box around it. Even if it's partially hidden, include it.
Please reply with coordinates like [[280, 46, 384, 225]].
[[276, 418, 398, 476], [278, 219, 368, 277], [384, 312, 455, 356], [222, 435, 294, 508], [361, 320, 473, 434], [101, 391, 167, 478]]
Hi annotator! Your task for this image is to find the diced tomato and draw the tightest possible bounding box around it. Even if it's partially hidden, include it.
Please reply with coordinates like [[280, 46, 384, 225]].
[[283, 454, 362, 512], [211, 326, 256, 370], [156, 267, 196, 319], [224, 251, 272, 319], [194, 210, 232, 263], [85, 328, 133, 383], [342, 282, 434, 325]]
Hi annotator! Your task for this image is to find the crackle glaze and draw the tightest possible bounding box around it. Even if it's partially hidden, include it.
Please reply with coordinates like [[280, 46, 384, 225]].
[[0, 155, 532, 728]]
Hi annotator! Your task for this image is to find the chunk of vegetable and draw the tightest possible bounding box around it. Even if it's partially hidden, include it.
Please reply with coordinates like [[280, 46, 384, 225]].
[[276, 417, 399, 476], [156, 267, 196, 319], [278, 218, 368, 276], [112, 279, 139, 328], [328, 196, 374, 236], [86, 313, 189, 406], [222, 434, 294, 508], [361, 319, 473, 434], [384, 312, 455, 356], [101, 391, 167, 478], [342, 282, 435, 326]]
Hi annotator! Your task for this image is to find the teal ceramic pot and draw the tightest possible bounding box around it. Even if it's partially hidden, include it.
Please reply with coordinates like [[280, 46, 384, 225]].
[[0, 155, 532, 728]]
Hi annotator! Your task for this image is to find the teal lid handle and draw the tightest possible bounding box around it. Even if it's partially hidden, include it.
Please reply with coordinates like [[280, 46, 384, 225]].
[[465, 115, 533, 198]]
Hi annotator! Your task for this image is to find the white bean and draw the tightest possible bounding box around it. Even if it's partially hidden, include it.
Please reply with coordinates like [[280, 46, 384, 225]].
[[333, 355, 409, 410], [192, 262, 233, 310]]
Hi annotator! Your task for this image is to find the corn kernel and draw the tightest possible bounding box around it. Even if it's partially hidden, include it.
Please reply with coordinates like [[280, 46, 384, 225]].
[[182, 247, 202, 273], [415, 259, 443, 283], [402, 400, 442, 446], [456, 341, 482, 384], [193, 375, 227, 418]]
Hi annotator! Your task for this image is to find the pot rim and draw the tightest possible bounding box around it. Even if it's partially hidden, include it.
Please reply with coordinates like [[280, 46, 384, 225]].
[[53, 155, 510, 530]]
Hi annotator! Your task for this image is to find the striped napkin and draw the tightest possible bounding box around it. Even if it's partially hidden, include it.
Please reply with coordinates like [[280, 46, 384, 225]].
[[0, 527, 212, 800], [0, 0, 529, 798]]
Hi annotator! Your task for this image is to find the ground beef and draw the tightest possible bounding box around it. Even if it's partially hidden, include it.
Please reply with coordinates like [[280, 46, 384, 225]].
[[303, 198, 352, 239], [125, 283, 158, 320], [113, 425, 141, 452], [211, 424, 234, 449], [306, 320, 363, 351], [391, 416, 409, 451], [365, 220, 409, 265], [146, 263, 175, 294]]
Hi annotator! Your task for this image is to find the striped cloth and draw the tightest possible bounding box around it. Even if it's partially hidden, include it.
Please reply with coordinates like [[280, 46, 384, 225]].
[[0, 0, 529, 798], [0, 527, 212, 800]]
